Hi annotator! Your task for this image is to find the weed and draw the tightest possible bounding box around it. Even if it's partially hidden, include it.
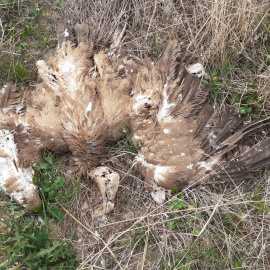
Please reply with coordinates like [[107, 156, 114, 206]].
[[168, 192, 188, 211], [163, 218, 248, 269], [53, 0, 66, 10], [251, 186, 270, 214], [147, 35, 166, 60], [0, 150, 80, 268], [203, 70, 224, 105], [109, 126, 139, 154], [14, 61, 33, 83], [34, 151, 80, 222], [117, 190, 132, 212], [0, 198, 78, 269], [230, 92, 262, 118], [0, 1, 56, 84], [203, 68, 264, 119], [126, 223, 155, 253], [166, 193, 202, 234]]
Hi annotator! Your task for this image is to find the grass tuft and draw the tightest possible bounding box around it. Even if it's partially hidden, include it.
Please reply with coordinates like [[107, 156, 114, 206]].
[[0, 193, 79, 269]]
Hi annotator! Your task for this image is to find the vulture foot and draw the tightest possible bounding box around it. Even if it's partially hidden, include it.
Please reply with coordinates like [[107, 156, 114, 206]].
[[89, 166, 120, 216]]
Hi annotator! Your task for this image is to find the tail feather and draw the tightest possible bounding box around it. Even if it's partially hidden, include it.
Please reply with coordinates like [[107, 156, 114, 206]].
[[211, 117, 270, 158], [222, 117, 270, 146], [57, 23, 94, 52], [200, 111, 270, 160], [200, 110, 243, 155], [215, 138, 270, 181], [73, 23, 94, 52]]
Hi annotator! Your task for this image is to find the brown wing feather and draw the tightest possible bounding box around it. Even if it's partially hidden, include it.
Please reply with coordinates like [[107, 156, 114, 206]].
[[156, 40, 182, 83], [0, 83, 26, 115], [1, 25, 270, 213], [215, 138, 270, 181]]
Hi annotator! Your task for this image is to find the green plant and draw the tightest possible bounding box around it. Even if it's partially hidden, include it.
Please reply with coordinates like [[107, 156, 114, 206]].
[[203, 69, 263, 119], [166, 193, 188, 230], [251, 186, 269, 214], [126, 223, 155, 252], [166, 193, 204, 236], [230, 92, 262, 118], [109, 126, 139, 154], [168, 193, 188, 211], [0, 202, 78, 269], [162, 234, 246, 270], [53, 0, 65, 10], [14, 61, 33, 83], [117, 190, 132, 212], [34, 152, 80, 222], [147, 35, 166, 60], [203, 70, 224, 105], [163, 260, 190, 270]]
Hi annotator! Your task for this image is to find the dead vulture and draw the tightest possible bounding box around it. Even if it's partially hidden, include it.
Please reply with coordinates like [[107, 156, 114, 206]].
[[0, 24, 269, 214]]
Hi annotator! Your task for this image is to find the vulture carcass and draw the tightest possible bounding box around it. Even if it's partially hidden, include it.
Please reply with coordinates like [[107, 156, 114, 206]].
[[0, 24, 269, 214]]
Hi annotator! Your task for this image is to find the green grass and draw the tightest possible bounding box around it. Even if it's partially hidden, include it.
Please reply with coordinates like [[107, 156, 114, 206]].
[[0, 2, 79, 268], [34, 151, 81, 222], [0, 151, 81, 269], [147, 35, 166, 60], [125, 223, 155, 253], [203, 68, 265, 119], [0, 0, 56, 85], [109, 126, 139, 154], [0, 197, 78, 270]]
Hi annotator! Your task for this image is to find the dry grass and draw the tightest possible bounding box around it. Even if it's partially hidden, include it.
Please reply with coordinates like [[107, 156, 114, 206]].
[[55, 154, 270, 269], [0, 0, 270, 269], [65, 0, 270, 113]]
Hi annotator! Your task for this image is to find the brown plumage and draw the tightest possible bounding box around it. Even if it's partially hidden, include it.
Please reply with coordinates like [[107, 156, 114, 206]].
[[0, 24, 269, 212]]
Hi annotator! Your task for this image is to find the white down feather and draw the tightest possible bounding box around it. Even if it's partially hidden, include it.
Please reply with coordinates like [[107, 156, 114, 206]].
[[0, 129, 37, 207]]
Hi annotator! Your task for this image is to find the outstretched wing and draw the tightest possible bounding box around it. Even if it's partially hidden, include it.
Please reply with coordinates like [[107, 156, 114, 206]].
[[131, 40, 270, 190]]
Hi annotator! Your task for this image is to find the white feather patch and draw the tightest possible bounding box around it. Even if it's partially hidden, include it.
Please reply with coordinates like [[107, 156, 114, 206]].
[[0, 85, 7, 94], [186, 63, 209, 78], [135, 155, 175, 185], [198, 157, 220, 170], [64, 29, 69, 37], [0, 130, 37, 207], [86, 102, 93, 113], [157, 92, 176, 122]]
